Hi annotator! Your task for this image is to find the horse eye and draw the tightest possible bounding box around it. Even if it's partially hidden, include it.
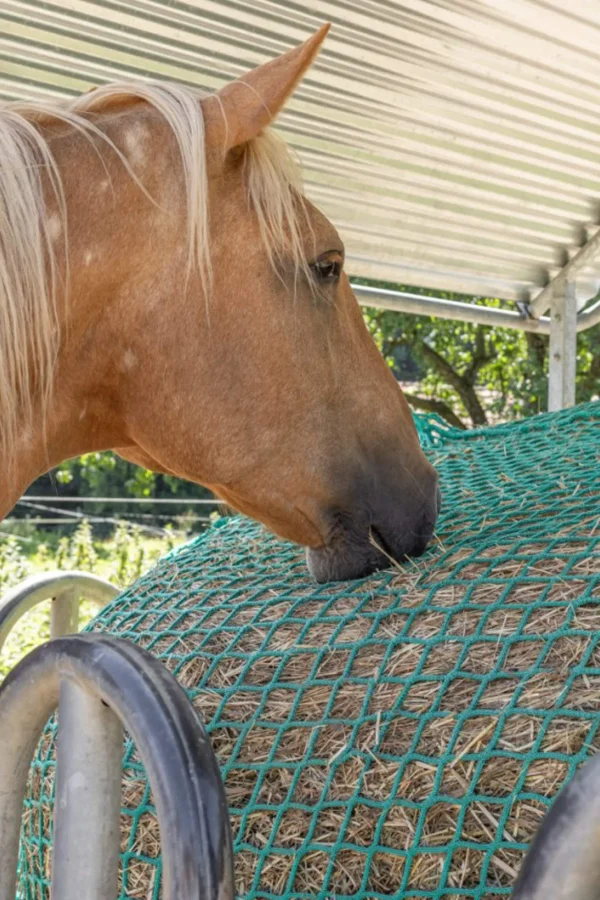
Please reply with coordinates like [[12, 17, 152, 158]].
[[311, 255, 342, 284]]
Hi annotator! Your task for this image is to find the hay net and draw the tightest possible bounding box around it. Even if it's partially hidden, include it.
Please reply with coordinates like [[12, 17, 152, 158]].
[[18, 401, 600, 899]]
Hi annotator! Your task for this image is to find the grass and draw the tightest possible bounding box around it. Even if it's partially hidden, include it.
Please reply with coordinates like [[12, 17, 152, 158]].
[[0, 520, 187, 677]]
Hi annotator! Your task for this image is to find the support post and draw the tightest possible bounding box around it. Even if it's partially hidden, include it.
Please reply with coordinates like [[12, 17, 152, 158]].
[[52, 679, 123, 900], [50, 588, 80, 639], [548, 280, 577, 412]]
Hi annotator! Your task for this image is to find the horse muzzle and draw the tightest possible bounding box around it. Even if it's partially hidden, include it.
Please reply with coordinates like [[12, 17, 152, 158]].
[[306, 468, 440, 583]]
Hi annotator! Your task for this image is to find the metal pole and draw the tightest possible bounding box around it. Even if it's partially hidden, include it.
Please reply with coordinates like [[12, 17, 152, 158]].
[[548, 280, 577, 412], [52, 678, 123, 900], [351, 283, 552, 334], [0, 572, 118, 658], [576, 295, 600, 332]]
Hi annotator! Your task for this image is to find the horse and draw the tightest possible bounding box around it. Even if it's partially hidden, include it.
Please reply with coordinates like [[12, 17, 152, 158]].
[[0, 24, 439, 582]]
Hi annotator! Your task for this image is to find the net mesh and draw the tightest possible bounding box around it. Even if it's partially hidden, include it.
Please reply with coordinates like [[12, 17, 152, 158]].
[[17, 401, 600, 899]]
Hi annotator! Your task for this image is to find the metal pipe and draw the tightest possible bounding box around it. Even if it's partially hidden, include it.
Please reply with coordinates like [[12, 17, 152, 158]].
[[576, 296, 600, 332], [0, 571, 118, 658], [52, 678, 124, 900], [351, 283, 552, 334], [50, 588, 81, 640], [352, 283, 600, 334]]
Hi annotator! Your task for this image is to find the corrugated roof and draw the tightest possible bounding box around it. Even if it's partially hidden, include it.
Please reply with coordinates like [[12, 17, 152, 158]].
[[2, 0, 600, 311]]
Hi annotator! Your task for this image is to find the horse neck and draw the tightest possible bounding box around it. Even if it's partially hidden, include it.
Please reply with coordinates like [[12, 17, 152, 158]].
[[0, 110, 160, 518]]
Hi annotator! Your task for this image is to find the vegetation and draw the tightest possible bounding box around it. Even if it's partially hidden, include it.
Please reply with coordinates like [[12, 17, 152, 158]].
[[360, 281, 600, 428], [0, 521, 185, 677], [24, 451, 215, 527]]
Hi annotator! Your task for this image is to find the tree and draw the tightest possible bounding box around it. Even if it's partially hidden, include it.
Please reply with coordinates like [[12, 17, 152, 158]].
[[358, 279, 600, 428]]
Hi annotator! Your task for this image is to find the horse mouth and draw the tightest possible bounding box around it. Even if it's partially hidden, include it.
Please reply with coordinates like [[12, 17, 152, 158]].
[[305, 525, 431, 583], [304, 473, 440, 583]]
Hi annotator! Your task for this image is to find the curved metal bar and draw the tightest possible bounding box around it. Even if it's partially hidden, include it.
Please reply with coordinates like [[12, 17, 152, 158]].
[[0, 571, 119, 657], [513, 753, 600, 899], [0, 634, 234, 900], [576, 295, 600, 332]]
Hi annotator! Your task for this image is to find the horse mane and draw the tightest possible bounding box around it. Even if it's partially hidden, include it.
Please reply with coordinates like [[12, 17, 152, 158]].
[[0, 81, 306, 467]]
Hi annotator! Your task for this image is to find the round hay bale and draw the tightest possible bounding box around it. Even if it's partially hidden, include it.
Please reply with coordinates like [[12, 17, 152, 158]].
[[18, 404, 600, 899]]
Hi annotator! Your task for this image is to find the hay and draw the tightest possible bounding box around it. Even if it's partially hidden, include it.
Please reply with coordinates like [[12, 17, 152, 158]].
[[20, 537, 600, 899], [17, 403, 600, 899], [189, 549, 597, 897]]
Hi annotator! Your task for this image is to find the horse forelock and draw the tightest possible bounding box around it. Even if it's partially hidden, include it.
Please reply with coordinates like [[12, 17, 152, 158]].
[[0, 80, 307, 467]]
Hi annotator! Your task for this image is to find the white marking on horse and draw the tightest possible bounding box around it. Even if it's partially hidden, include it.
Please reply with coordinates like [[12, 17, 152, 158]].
[[47, 214, 62, 242], [124, 122, 150, 168], [122, 349, 137, 371]]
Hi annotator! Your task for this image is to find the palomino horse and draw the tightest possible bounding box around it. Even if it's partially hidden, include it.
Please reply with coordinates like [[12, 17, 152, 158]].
[[0, 25, 439, 582]]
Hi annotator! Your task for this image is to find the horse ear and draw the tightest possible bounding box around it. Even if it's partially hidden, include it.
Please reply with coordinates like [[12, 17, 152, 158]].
[[205, 24, 330, 153]]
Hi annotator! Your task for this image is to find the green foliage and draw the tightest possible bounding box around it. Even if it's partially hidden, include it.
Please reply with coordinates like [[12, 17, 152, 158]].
[[53, 452, 155, 497], [24, 451, 216, 533], [0, 521, 185, 677], [358, 279, 600, 428], [0, 604, 50, 679], [0, 520, 182, 593], [68, 518, 98, 571], [0, 537, 29, 590], [52, 453, 173, 502]]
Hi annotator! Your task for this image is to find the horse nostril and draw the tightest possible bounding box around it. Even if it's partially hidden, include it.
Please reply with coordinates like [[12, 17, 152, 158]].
[[370, 526, 400, 562], [410, 538, 429, 559]]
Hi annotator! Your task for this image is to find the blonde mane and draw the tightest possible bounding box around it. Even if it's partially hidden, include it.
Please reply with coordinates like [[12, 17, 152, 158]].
[[0, 81, 305, 468]]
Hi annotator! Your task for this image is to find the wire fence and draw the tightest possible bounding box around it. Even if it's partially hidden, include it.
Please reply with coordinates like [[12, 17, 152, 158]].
[[3, 494, 227, 541], [21, 496, 224, 505]]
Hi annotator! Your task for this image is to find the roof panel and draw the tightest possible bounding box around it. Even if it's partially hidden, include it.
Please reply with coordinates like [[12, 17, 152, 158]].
[[2, 0, 600, 305]]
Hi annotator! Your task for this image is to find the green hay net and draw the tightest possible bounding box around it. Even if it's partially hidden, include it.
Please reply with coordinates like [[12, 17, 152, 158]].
[[18, 402, 600, 899]]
